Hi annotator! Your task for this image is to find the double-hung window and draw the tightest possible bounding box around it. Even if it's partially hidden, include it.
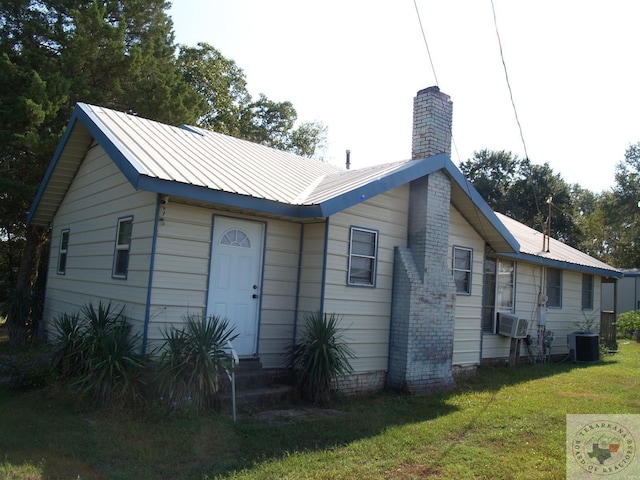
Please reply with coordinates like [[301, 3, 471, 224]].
[[547, 268, 562, 308], [453, 246, 472, 295], [57, 229, 70, 275], [348, 227, 378, 286], [113, 216, 133, 279], [582, 274, 594, 310]]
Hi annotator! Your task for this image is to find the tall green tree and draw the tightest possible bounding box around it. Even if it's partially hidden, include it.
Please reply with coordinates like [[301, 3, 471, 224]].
[[177, 43, 250, 137], [459, 149, 517, 212], [0, 0, 202, 345], [177, 43, 327, 158], [575, 189, 616, 265], [0, 0, 75, 344], [460, 151, 579, 247], [63, 0, 202, 125], [601, 143, 640, 267]]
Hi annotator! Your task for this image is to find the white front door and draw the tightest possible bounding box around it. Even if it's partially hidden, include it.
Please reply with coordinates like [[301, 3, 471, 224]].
[[207, 216, 264, 357]]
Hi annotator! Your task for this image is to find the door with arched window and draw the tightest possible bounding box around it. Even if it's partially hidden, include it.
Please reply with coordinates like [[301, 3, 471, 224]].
[[207, 216, 265, 357]]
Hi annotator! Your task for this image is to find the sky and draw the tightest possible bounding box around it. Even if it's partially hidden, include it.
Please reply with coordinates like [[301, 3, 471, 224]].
[[169, 1, 640, 193]]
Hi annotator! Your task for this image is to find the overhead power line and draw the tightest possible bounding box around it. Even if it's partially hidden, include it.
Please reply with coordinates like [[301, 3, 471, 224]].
[[412, 0, 463, 163], [413, 0, 439, 87], [489, 0, 530, 162]]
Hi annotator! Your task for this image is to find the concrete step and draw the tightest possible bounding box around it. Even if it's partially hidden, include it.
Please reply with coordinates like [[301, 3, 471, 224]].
[[235, 358, 263, 372], [219, 384, 297, 414], [217, 360, 296, 413], [220, 361, 293, 391]]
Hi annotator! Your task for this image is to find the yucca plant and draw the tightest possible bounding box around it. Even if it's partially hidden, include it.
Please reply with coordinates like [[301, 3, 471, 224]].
[[49, 302, 147, 406], [289, 311, 355, 404], [157, 313, 237, 411], [50, 311, 84, 378]]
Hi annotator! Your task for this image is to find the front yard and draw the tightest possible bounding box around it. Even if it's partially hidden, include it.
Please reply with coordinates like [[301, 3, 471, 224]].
[[1, 321, 639, 479]]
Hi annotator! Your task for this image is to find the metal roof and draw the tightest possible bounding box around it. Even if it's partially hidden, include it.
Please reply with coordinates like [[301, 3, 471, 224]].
[[85, 104, 342, 203], [28, 103, 517, 252], [495, 213, 621, 277], [29, 103, 619, 275]]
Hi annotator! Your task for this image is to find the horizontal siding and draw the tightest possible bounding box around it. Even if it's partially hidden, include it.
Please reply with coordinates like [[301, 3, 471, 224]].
[[148, 205, 301, 369], [449, 206, 485, 365], [259, 220, 301, 367], [323, 186, 409, 373], [297, 222, 325, 318], [482, 261, 604, 360], [149, 206, 213, 323], [44, 145, 157, 337]]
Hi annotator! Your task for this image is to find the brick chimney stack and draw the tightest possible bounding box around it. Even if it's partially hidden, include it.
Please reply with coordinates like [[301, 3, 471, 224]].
[[411, 86, 453, 159], [387, 86, 457, 395]]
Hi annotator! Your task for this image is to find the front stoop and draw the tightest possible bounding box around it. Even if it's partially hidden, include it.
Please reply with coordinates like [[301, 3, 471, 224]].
[[219, 359, 296, 413]]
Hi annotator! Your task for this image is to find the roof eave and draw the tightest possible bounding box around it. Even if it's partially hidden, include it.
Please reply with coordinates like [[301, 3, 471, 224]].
[[27, 103, 143, 226], [497, 251, 623, 278], [137, 176, 325, 218]]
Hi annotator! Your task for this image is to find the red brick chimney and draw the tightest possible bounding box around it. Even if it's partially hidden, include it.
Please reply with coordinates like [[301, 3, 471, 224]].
[[411, 86, 453, 160]]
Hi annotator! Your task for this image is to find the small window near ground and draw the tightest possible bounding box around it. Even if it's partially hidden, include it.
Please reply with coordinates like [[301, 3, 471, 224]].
[[453, 246, 472, 295], [348, 227, 378, 287], [582, 274, 594, 310], [113, 216, 133, 279], [547, 268, 562, 308], [57, 229, 70, 275]]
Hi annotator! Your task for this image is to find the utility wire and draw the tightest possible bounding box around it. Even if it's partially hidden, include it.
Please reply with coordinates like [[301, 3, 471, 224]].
[[413, 0, 463, 164], [489, 0, 529, 162], [413, 0, 492, 241], [490, 0, 542, 220], [413, 0, 439, 87]]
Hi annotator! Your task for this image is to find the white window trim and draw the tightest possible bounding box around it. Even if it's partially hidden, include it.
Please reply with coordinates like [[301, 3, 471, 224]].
[[452, 246, 473, 295], [57, 228, 70, 275], [347, 226, 379, 287], [112, 216, 133, 279]]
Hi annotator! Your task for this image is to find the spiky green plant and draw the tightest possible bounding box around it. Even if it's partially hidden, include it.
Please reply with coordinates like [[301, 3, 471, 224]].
[[49, 302, 147, 406], [289, 311, 355, 404], [157, 313, 237, 411], [50, 311, 84, 377]]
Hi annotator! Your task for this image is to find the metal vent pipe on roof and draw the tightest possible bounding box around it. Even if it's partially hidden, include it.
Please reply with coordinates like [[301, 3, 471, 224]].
[[346, 149, 351, 170]]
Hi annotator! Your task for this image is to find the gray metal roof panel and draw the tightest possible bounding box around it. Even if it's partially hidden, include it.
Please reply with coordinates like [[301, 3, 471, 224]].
[[495, 212, 620, 276], [81, 104, 342, 204], [302, 160, 413, 204]]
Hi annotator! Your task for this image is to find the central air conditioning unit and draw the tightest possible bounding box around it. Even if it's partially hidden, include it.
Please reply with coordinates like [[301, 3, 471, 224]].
[[497, 312, 528, 338]]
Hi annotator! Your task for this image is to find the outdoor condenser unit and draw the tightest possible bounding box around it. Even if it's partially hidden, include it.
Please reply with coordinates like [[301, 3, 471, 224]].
[[497, 312, 529, 338]]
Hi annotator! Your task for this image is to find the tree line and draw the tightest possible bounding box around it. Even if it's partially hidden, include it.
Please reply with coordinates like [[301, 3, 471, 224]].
[[1, 1, 638, 345], [459, 147, 640, 268]]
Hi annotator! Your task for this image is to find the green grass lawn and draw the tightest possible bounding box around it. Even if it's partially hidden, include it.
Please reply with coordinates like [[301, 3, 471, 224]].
[[0, 330, 639, 479]]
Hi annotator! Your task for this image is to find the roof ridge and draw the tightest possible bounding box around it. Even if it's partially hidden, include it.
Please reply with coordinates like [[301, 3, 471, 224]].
[[291, 174, 327, 205]]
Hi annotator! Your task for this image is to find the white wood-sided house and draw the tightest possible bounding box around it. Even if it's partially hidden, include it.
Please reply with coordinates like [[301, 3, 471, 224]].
[[28, 86, 621, 394]]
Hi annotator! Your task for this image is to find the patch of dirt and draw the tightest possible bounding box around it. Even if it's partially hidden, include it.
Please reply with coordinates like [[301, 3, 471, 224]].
[[242, 407, 345, 425]]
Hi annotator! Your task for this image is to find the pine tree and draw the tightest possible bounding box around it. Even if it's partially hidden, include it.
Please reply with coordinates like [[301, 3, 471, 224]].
[[0, 0, 202, 345]]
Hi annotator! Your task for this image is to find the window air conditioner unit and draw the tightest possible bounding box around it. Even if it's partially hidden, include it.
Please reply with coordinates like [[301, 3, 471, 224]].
[[497, 312, 528, 338]]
